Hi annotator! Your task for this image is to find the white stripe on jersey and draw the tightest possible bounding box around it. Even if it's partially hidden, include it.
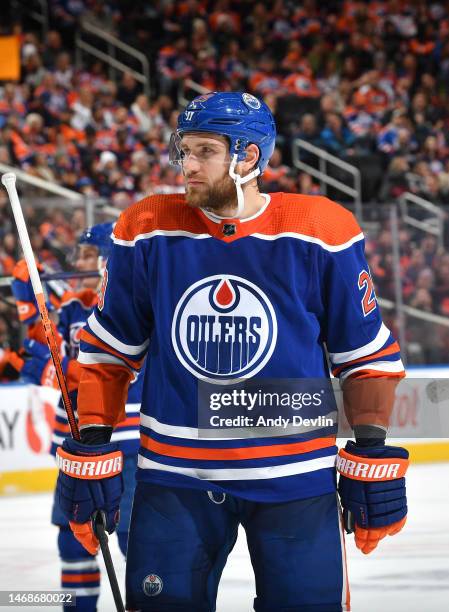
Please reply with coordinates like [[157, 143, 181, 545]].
[[78, 349, 127, 366], [55, 403, 138, 422], [140, 413, 199, 439], [66, 588, 100, 596], [329, 322, 390, 364], [113, 229, 211, 247], [61, 560, 99, 571], [252, 231, 365, 252], [340, 359, 404, 381], [137, 453, 335, 480], [87, 312, 149, 355], [125, 403, 141, 414], [111, 430, 140, 441], [140, 412, 337, 441], [112, 226, 364, 253]]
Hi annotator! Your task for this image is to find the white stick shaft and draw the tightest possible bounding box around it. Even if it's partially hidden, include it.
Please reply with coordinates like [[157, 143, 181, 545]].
[[1, 172, 44, 296], [2, 172, 80, 440]]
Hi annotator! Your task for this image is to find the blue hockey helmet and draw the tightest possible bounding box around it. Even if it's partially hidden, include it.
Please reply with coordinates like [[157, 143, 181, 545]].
[[78, 222, 113, 260], [170, 91, 276, 175]]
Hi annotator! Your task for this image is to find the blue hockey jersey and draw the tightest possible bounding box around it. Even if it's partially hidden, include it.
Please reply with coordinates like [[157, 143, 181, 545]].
[[77, 192, 404, 502], [51, 288, 142, 456], [10, 264, 141, 457]]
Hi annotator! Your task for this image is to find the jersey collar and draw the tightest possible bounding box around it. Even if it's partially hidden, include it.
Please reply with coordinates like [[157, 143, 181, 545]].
[[195, 193, 280, 242]]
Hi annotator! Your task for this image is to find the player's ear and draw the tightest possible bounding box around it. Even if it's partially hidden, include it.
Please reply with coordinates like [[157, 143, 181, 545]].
[[238, 144, 260, 176]]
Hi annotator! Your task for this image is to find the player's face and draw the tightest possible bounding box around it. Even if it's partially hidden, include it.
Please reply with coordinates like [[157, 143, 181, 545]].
[[181, 134, 237, 210], [75, 245, 100, 289]]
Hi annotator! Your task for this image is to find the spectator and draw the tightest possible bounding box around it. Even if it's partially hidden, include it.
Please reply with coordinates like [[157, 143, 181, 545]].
[[352, 70, 390, 118], [117, 73, 142, 108], [32, 72, 68, 127], [291, 113, 322, 168], [54, 52, 74, 91], [282, 71, 320, 99], [248, 55, 282, 97], [0, 314, 9, 348], [262, 147, 290, 191], [315, 93, 343, 129], [435, 254, 449, 315], [131, 95, 153, 134], [379, 156, 412, 201], [219, 40, 247, 89], [297, 172, 321, 196], [320, 112, 355, 156], [190, 18, 216, 58], [377, 109, 416, 158], [28, 152, 56, 182], [41, 30, 64, 69], [157, 37, 193, 95], [190, 50, 218, 92], [70, 87, 94, 131], [418, 135, 446, 174], [0, 233, 16, 275]]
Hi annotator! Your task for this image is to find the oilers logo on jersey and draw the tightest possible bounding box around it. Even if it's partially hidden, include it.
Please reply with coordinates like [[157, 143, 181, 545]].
[[142, 574, 163, 597], [69, 322, 85, 358], [171, 275, 278, 381]]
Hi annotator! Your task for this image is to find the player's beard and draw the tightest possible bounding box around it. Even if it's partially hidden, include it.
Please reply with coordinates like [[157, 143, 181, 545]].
[[185, 172, 237, 213]]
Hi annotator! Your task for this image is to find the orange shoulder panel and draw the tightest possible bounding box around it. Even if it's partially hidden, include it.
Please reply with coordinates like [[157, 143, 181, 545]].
[[113, 193, 207, 241], [61, 288, 98, 309], [12, 258, 43, 282], [266, 193, 363, 246], [12, 259, 30, 282]]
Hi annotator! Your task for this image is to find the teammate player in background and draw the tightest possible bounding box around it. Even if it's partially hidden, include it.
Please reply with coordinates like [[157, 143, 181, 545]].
[[56, 93, 409, 611], [10, 224, 142, 612]]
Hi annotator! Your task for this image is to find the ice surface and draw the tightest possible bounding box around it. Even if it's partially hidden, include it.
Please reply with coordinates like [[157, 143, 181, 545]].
[[0, 463, 448, 611]]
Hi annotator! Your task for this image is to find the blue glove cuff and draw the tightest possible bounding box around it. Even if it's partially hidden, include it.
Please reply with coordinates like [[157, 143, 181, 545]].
[[62, 437, 119, 457], [345, 440, 409, 461]]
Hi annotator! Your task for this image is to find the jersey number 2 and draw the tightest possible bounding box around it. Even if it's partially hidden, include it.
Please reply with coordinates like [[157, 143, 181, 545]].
[[358, 270, 377, 316]]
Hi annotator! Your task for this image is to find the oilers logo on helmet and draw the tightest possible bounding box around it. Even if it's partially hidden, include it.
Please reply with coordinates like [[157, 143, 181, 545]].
[[242, 92, 261, 109], [172, 275, 277, 381]]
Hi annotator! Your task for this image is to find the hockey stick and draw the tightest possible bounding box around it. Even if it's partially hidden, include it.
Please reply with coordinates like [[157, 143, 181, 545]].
[[92, 510, 125, 612], [1, 173, 80, 439], [1, 172, 125, 612]]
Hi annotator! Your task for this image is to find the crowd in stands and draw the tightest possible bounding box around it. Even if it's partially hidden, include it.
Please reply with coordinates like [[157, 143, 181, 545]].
[[366, 226, 449, 362], [1, 0, 449, 362]]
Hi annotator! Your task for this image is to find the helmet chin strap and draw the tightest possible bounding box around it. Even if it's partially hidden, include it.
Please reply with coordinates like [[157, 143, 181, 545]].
[[199, 154, 261, 220], [228, 154, 260, 219]]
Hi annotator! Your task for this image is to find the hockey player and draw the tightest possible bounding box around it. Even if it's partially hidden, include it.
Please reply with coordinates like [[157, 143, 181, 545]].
[[11, 224, 141, 612], [56, 92, 408, 611]]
